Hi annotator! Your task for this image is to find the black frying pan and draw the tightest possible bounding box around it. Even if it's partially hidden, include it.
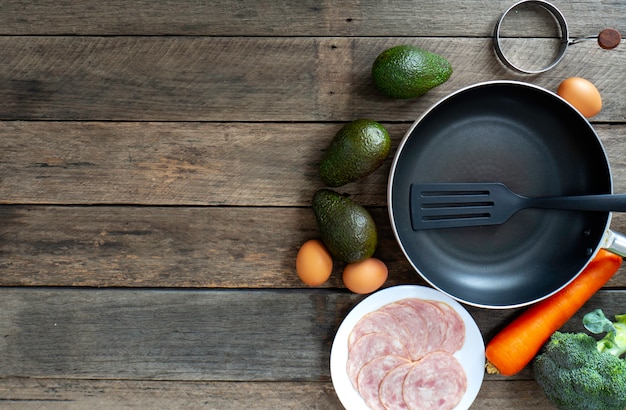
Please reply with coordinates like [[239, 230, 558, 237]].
[[388, 81, 626, 308]]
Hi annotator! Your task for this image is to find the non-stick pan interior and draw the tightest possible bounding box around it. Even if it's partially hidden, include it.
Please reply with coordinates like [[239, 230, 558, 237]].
[[389, 81, 611, 308]]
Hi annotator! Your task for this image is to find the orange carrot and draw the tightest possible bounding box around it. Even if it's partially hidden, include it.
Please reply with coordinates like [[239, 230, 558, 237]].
[[485, 249, 622, 376]]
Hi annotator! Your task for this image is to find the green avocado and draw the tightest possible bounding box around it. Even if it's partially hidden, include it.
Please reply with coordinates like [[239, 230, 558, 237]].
[[312, 189, 377, 263], [319, 119, 391, 187], [372, 45, 452, 99]]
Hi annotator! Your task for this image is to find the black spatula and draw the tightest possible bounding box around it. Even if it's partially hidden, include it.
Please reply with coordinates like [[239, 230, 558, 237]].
[[410, 182, 626, 230]]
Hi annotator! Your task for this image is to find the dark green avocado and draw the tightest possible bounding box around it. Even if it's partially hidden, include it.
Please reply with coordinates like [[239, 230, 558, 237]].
[[372, 45, 452, 99], [319, 119, 391, 187], [312, 189, 377, 263]]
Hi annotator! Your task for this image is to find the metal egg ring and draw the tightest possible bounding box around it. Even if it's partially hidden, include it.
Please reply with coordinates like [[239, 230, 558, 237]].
[[493, 0, 570, 74]]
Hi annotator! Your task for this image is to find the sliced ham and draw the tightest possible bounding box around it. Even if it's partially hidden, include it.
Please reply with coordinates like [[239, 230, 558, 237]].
[[345, 298, 469, 409], [356, 355, 410, 410], [346, 332, 410, 390], [402, 351, 467, 410], [399, 298, 449, 356], [348, 310, 412, 352], [378, 362, 413, 410], [429, 300, 465, 353], [379, 301, 429, 360]]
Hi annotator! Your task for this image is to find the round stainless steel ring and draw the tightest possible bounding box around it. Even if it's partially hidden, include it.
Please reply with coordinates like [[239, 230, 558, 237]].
[[493, 0, 570, 74]]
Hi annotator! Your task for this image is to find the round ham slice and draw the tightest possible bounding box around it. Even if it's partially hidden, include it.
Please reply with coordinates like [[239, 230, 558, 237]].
[[348, 310, 412, 352], [379, 362, 413, 410], [402, 351, 467, 410], [379, 302, 429, 360], [399, 298, 448, 356], [346, 332, 410, 390], [429, 300, 465, 353], [356, 355, 410, 410]]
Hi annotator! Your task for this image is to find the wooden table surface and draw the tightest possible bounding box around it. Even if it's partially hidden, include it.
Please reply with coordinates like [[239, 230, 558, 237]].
[[1, 1, 625, 408]]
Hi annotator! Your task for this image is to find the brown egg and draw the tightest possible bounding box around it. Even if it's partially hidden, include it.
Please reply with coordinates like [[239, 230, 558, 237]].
[[557, 77, 602, 118], [296, 239, 333, 286], [342, 258, 388, 294]]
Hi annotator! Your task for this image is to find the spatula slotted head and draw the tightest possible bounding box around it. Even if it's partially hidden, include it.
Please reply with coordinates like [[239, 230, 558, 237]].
[[410, 183, 519, 230]]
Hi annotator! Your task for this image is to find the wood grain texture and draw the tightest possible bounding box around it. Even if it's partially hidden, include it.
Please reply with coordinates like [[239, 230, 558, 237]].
[[0, 379, 344, 409], [0, 378, 558, 409], [0, 206, 410, 287], [0, 288, 621, 381], [0, 289, 352, 380], [0, 121, 388, 207], [1, 122, 626, 207], [2, 205, 626, 288], [0, 0, 623, 38], [0, 37, 623, 122]]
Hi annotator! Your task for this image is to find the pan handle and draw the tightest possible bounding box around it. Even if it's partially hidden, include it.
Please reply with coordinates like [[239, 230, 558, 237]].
[[602, 230, 626, 258]]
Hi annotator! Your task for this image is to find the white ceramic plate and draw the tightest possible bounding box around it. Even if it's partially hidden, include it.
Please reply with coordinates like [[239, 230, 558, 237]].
[[330, 285, 485, 410]]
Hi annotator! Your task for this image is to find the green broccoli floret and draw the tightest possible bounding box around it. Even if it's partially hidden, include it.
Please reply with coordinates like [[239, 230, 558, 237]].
[[584, 309, 626, 358], [533, 310, 626, 410]]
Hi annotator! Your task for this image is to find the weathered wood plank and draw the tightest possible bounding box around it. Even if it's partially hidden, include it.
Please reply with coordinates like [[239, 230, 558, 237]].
[[0, 289, 352, 380], [0, 205, 408, 287], [0, 288, 622, 381], [0, 0, 623, 38], [474, 380, 557, 409], [0, 121, 402, 206], [0, 380, 344, 410], [0, 37, 623, 122], [2, 205, 626, 288], [0, 378, 558, 409], [2, 122, 626, 207]]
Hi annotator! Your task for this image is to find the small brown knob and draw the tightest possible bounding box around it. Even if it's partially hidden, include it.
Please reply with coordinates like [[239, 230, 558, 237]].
[[598, 28, 621, 50]]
